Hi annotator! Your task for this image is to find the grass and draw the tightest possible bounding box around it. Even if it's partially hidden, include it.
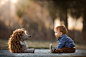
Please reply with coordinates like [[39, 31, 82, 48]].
[[0, 39, 86, 50]]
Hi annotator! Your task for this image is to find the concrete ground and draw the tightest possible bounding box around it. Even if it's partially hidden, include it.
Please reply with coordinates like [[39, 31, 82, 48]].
[[0, 49, 86, 57]]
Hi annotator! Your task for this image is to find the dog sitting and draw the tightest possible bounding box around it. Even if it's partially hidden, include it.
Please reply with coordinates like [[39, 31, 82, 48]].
[[8, 29, 35, 53]]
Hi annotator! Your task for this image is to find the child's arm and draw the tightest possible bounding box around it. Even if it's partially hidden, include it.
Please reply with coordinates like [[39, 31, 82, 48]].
[[56, 38, 68, 49]]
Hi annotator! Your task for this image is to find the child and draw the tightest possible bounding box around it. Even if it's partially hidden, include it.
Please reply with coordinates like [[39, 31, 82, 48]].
[[50, 26, 76, 53]]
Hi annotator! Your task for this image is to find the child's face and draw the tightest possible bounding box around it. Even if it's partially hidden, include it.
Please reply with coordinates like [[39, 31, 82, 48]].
[[54, 29, 62, 38]]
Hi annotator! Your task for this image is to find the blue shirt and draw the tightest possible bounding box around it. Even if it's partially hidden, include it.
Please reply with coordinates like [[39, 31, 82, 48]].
[[56, 35, 75, 49]]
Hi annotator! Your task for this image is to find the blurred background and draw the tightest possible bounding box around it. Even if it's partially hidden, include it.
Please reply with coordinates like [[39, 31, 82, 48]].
[[0, 0, 86, 50]]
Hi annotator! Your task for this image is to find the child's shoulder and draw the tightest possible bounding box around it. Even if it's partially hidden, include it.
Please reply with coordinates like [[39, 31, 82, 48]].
[[61, 35, 71, 40], [65, 35, 73, 41], [61, 35, 69, 38]]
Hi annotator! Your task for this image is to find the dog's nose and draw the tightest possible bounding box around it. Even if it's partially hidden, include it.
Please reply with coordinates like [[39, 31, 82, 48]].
[[29, 36, 31, 37]]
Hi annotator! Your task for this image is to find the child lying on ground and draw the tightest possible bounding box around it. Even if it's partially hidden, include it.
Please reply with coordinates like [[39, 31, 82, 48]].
[[50, 26, 76, 53]]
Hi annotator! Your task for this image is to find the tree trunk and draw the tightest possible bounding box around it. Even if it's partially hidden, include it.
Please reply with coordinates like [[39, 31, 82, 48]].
[[83, 9, 86, 43], [59, 10, 68, 29], [65, 10, 68, 30]]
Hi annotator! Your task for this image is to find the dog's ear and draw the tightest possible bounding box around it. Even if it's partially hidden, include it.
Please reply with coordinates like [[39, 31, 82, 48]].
[[24, 30, 29, 34], [20, 28, 25, 31]]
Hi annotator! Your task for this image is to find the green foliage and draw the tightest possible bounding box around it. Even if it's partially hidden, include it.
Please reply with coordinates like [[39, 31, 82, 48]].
[[16, 0, 30, 18], [17, 10, 24, 18]]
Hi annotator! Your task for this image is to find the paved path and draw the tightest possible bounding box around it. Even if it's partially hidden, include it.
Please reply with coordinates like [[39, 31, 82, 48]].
[[0, 49, 86, 57]]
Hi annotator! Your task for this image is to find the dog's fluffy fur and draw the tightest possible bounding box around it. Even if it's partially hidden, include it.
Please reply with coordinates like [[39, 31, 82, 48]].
[[8, 29, 26, 53]]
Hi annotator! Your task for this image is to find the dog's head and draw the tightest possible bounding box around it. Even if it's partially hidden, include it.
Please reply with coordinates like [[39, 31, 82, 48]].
[[12, 29, 31, 41], [22, 30, 31, 41]]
